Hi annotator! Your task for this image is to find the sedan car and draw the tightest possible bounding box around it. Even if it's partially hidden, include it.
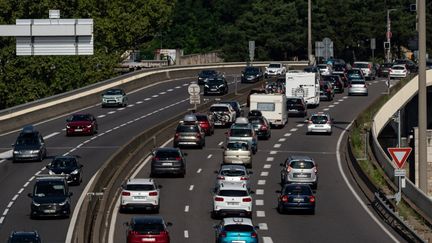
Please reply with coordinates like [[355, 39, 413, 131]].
[[66, 113, 98, 136], [215, 164, 252, 191], [150, 147, 186, 177], [306, 112, 333, 135], [120, 178, 161, 213], [280, 155, 318, 189], [46, 156, 83, 185], [277, 184, 316, 214], [8, 231, 42, 243], [198, 69, 218, 85], [101, 88, 128, 107], [389, 64, 408, 79], [204, 77, 228, 95], [214, 217, 259, 243], [125, 216, 172, 243], [241, 66, 263, 83], [12, 125, 47, 162], [348, 79, 368, 96]]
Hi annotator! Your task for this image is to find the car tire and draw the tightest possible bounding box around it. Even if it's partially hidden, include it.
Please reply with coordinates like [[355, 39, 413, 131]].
[[280, 175, 285, 185], [277, 204, 284, 214], [154, 205, 160, 214], [309, 209, 315, 215], [211, 211, 218, 219]]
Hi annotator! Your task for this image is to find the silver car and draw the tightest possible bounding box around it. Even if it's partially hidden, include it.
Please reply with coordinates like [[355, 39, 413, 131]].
[[226, 123, 258, 154], [214, 164, 252, 191], [306, 112, 332, 135], [120, 178, 161, 213], [101, 88, 128, 107], [348, 79, 368, 96], [223, 141, 252, 168], [280, 155, 318, 189]]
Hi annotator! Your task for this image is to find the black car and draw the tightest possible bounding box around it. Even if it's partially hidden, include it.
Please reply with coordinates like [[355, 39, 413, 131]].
[[150, 147, 186, 177], [303, 66, 319, 73], [378, 63, 394, 77], [46, 156, 83, 185], [286, 97, 307, 117], [8, 231, 41, 243], [249, 116, 271, 140], [198, 69, 218, 85], [219, 101, 242, 118], [319, 81, 334, 101], [28, 176, 72, 218], [12, 125, 47, 162], [241, 66, 263, 83], [277, 184, 316, 214], [247, 109, 263, 119], [332, 63, 349, 74], [204, 77, 228, 95], [322, 75, 344, 93]]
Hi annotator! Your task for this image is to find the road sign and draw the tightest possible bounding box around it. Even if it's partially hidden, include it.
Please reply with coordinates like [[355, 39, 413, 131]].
[[188, 83, 200, 96], [189, 95, 200, 105], [394, 169, 406, 177], [370, 38, 376, 50], [387, 147, 412, 169], [386, 31, 392, 39], [249, 40, 255, 62]]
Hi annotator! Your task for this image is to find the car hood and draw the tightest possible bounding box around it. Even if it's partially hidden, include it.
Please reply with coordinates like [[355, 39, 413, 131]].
[[67, 121, 92, 126], [33, 195, 68, 204]]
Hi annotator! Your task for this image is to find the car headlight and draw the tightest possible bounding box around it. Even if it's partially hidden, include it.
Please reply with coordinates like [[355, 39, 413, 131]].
[[32, 201, 40, 206], [66, 125, 70, 129], [13, 150, 19, 154], [87, 125, 92, 128], [204, 85, 209, 88], [48, 170, 56, 175], [30, 150, 40, 154], [256, 74, 260, 77], [218, 85, 225, 88], [59, 200, 68, 206], [71, 169, 79, 175]]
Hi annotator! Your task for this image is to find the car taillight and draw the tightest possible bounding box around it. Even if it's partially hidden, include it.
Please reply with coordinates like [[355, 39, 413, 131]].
[[196, 133, 201, 138], [243, 197, 252, 202], [309, 195, 316, 203], [217, 176, 225, 180], [215, 197, 224, 202], [129, 230, 138, 235], [251, 232, 257, 238], [220, 232, 227, 237], [174, 133, 179, 138], [175, 157, 182, 161], [240, 177, 248, 180], [200, 122, 209, 127], [122, 191, 130, 196], [149, 191, 158, 196], [308, 120, 312, 124], [260, 125, 268, 131], [281, 195, 289, 202]]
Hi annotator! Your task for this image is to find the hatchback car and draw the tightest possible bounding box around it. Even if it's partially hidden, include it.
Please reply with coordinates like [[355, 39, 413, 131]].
[[198, 69, 218, 85], [348, 79, 368, 96], [194, 113, 214, 136], [323, 75, 344, 93], [241, 66, 263, 83], [353, 61, 375, 80], [286, 97, 307, 117], [150, 147, 186, 177], [346, 68, 365, 80], [280, 155, 318, 189], [215, 164, 252, 191], [223, 141, 253, 168], [389, 64, 408, 79], [319, 81, 334, 101], [12, 125, 47, 162], [66, 113, 98, 136], [101, 88, 128, 107], [306, 112, 333, 135], [277, 184, 316, 214], [212, 183, 253, 219], [120, 178, 161, 213], [125, 216, 172, 243], [46, 156, 83, 185], [378, 63, 394, 77], [214, 217, 259, 243], [8, 231, 41, 243], [227, 123, 258, 154], [248, 116, 271, 139], [204, 77, 228, 95], [173, 115, 205, 148]]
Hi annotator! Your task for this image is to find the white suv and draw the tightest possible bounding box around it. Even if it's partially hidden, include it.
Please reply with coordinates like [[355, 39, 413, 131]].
[[212, 183, 253, 219], [120, 178, 160, 213], [265, 62, 286, 78]]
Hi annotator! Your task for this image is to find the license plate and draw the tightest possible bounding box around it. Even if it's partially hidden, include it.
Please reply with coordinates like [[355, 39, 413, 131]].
[[211, 89, 217, 91], [108, 100, 115, 103], [293, 198, 304, 202], [44, 209, 56, 213], [289, 109, 297, 112], [134, 196, 146, 199], [315, 125, 323, 127], [142, 238, 156, 242], [296, 174, 308, 178], [215, 122, 222, 125], [227, 202, 239, 205], [232, 161, 243, 164], [75, 129, 83, 132], [232, 241, 246, 243], [162, 162, 172, 166]]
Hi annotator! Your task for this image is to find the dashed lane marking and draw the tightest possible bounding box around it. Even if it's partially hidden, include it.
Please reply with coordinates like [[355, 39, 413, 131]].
[[269, 150, 277, 154], [184, 205, 189, 212], [255, 200, 264, 206], [258, 180, 266, 185], [296, 124, 304, 127], [182, 83, 189, 86], [338, 99, 344, 102], [329, 105, 335, 108], [256, 211, 265, 217], [218, 141, 224, 146], [0, 217, 4, 224], [284, 133, 291, 137], [262, 237, 274, 243], [258, 223, 268, 230], [323, 108, 330, 111], [144, 98, 151, 101], [159, 92, 166, 95], [333, 102, 339, 105], [167, 89, 174, 92], [266, 157, 274, 162], [207, 154, 213, 159], [273, 144, 281, 148], [197, 168, 202, 173], [184, 230, 189, 238], [343, 96, 348, 99], [260, 171, 269, 177], [152, 95, 158, 98], [44, 132, 60, 139], [278, 138, 286, 142], [175, 86, 181, 89], [7, 202, 13, 208], [263, 164, 271, 169], [108, 111, 116, 114], [135, 102, 142, 105], [256, 189, 264, 195], [290, 128, 297, 132], [189, 185, 194, 191]]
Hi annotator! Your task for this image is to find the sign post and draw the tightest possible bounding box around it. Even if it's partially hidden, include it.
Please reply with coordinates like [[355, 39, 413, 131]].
[[188, 83, 200, 110], [248, 41, 255, 64], [387, 147, 412, 204]]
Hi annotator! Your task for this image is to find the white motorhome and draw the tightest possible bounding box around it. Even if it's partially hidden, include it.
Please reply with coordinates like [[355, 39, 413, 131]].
[[249, 93, 287, 128], [285, 72, 320, 107]]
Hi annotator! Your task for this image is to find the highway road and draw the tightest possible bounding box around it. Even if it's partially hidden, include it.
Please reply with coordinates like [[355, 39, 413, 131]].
[[0, 70, 257, 242], [111, 78, 406, 243]]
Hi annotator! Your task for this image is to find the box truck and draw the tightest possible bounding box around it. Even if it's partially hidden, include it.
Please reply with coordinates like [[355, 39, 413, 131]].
[[285, 72, 320, 107], [249, 93, 287, 128]]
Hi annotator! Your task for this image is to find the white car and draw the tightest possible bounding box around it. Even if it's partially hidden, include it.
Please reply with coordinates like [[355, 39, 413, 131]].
[[120, 178, 160, 213], [306, 112, 333, 135], [212, 183, 253, 218], [353, 61, 376, 80], [209, 103, 237, 126], [265, 63, 286, 78], [215, 164, 252, 190], [317, 64, 333, 75], [389, 64, 408, 79]]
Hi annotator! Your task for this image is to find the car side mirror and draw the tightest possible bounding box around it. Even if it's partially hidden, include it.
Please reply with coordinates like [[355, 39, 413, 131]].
[[166, 222, 173, 227], [27, 193, 33, 198], [66, 118, 71, 122], [123, 222, 130, 227], [255, 225, 260, 230], [304, 119, 309, 123]]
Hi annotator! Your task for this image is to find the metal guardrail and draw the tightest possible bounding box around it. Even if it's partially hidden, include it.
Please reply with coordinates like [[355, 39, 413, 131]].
[[373, 191, 427, 243]]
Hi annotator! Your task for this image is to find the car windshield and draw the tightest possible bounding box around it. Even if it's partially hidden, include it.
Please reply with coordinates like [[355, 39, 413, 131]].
[[284, 185, 312, 195], [208, 79, 224, 85], [9, 235, 39, 243], [220, 169, 246, 176], [201, 70, 216, 76], [311, 115, 328, 124], [126, 184, 155, 191], [244, 68, 259, 74], [218, 190, 248, 197], [51, 158, 77, 169], [287, 99, 302, 105], [132, 223, 164, 234], [70, 114, 91, 121], [176, 125, 199, 132], [230, 129, 252, 137], [290, 160, 314, 169], [354, 63, 369, 68], [392, 66, 405, 70], [155, 150, 180, 158], [15, 135, 38, 146], [220, 102, 238, 109], [350, 80, 365, 85], [105, 89, 122, 95], [210, 106, 228, 112], [323, 76, 338, 82], [34, 182, 65, 197], [227, 142, 249, 150], [224, 225, 254, 232], [268, 64, 281, 68]]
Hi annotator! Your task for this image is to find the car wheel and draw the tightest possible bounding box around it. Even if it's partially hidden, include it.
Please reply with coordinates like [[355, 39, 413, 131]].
[[280, 175, 285, 185], [154, 205, 160, 214], [277, 204, 284, 214], [38, 153, 43, 162], [309, 209, 315, 215], [211, 211, 218, 219]]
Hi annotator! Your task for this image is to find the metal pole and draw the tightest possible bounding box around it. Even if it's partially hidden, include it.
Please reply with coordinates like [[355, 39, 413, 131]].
[[386, 10, 391, 62], [308, 0, 312, 64], [235, 75, 238, 95], [398, 109, 401, 147], [418, 0, 427, 193]]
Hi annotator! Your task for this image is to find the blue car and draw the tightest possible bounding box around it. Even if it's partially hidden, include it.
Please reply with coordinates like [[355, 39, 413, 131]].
[[277, 184, 316, 214], [214, 217, 259, 243]]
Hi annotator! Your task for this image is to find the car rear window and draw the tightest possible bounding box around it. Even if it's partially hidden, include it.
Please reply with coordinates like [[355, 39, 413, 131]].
[[287, 99, 302, 105], [133, 223, 164, 233], [105, 89, 122, 95], [227, 142, 249, 150], [218, 190, 248, 197], [249, 118, 264, 124], [52, 158, 77, 168], [230, 129, 252, 137], [220, 170, 246, 176], [289, 161, 314, 169], [224, 225, 254, 232], [268, 64, 281, 68], [392, 66, 405, 70], [210, 106, 229, 112], [71, 114, 91, 121], [284, 185, 312, 195], [195, 115, 208, 121], [350, 80, 365, 85], [354, 63, 369, 68], [311, 115, 328, 124], [126, 184, 155, 191], [155, 150, 180, 158], [176, 125, 199, 132]]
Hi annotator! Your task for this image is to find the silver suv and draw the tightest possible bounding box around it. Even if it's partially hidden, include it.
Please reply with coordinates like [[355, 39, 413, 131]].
[[226, 122, 257, 154], [280, 155, 318, 189], [222, 141, 252, 168], [173, 115, 205, 148]]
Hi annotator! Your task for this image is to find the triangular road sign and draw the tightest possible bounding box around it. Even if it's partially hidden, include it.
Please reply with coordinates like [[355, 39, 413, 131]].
[[387, 147, 412, 169]]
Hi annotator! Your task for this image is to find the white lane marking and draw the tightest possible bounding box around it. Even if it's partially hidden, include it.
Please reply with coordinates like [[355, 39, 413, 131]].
[[266, 157, 274, 162], [12, 195, 18, 201], [296, 124, 304, 127], [218, 141, 224, 146], [263, 164, 271, 169], [262, 237, 274, 243], [43, 132, 60, 139], [255, 199, 264, 206], [0, 216, 4, 224], [159, 92, 166, 95], [258, 223, 268, 230], [175, 86, 181, 89], [167, 89, 174, 92], [128, 104, 135, 107], [258, 180, 266, 185], [284, 133, 291, 137], [197, 168, 202, 173], [0, 150, 12, 159], [338, 99, 344, 102], [29, 176, 35, 181], [336, 122, 400, 242], [108, 111, 116, 114], [182, 83, 189, 86], [135, 101, 142, 105], [184, 230, 189, 238], [269, 150, 278, 154], [290, 128, 297, 132], [2, 208, 9, 216], [23, 182, 29, 188], [343, 96, 348, 99], [117, 108, 125, 111], [184, 205, 189, 212], [256, 211, 265, 217], [18, 188, 24, 194], [144, 98, 151, 101], [260, 171, 269, 177], [97, 114, 106, 118], [333, 102, 340, 105], [278, 138, 286, 142], [189, 185, 194, 191], [256, 189, 264, 195], [323, 108, 330, 111], [62, 128, 66, 131], [7, 202, 13, 208], [329, 105, 335, 108], [207, 154, 213, 159], [273, 144, 281, 148], [152, 95, 158, 98]]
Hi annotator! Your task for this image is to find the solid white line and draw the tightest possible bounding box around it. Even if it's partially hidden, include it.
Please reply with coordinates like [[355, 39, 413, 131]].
[[184, 205, 189, 212], [256, 189, 264, 195], [255, 199, 264, 206], [263, 164, 271, 169], [189, 185, 194, 191], [0, 159, 6, 165], [273, 144, 281, 148], [184, 230, 189, 238], [258, 180, 266, 185], [260, 171, 269, 177], [266, 157, 274, 162], [262, 237, 274, 243], [43, 132, 60, 139], [336, 122, 400, 242], [290, 128, 297, 132], [278, 138, 286, 142], [258, 223, 268, 230], [207, 154, 213, 159], [197, 168, 202, 173], [256, 211, 265, 217], [29, 176, 35, 181]]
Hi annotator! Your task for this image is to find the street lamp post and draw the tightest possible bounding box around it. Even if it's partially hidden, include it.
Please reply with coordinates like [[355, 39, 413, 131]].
[[308, 0, 312, 64], [386, 9, 396, 63]]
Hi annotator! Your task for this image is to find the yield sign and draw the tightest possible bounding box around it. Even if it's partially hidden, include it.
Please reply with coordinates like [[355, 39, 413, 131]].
[[387, 147, 412, 169]]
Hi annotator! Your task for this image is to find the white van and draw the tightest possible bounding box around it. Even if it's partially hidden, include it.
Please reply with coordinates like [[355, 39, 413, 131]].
[[249, 93, 287, 128]]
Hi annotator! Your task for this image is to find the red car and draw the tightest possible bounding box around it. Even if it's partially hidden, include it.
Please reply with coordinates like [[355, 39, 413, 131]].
[[195, 113, 214, 135], [66, 113, 98, 136], [126, 216, 172, 243]]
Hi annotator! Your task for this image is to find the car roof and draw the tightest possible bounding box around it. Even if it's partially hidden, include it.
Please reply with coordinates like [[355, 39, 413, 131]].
[[289, 155, 314, 162], [223, 217, 253, 226], [35, 175, 67, 182], [154, 147, 180, 152], [21, 125, 37, 134], [132, 216, 164, 224], [220, 164, 247, 171], [126, 178, 154, 185], [392, 64, 406, 68]]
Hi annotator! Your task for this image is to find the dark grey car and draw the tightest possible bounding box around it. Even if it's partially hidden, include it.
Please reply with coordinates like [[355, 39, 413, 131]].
[[12, 125, 47, 162], [150, 147, 186, 177]]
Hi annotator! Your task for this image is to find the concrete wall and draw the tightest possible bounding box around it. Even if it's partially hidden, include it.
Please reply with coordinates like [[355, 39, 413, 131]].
[[178, 52, 223, 65]]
